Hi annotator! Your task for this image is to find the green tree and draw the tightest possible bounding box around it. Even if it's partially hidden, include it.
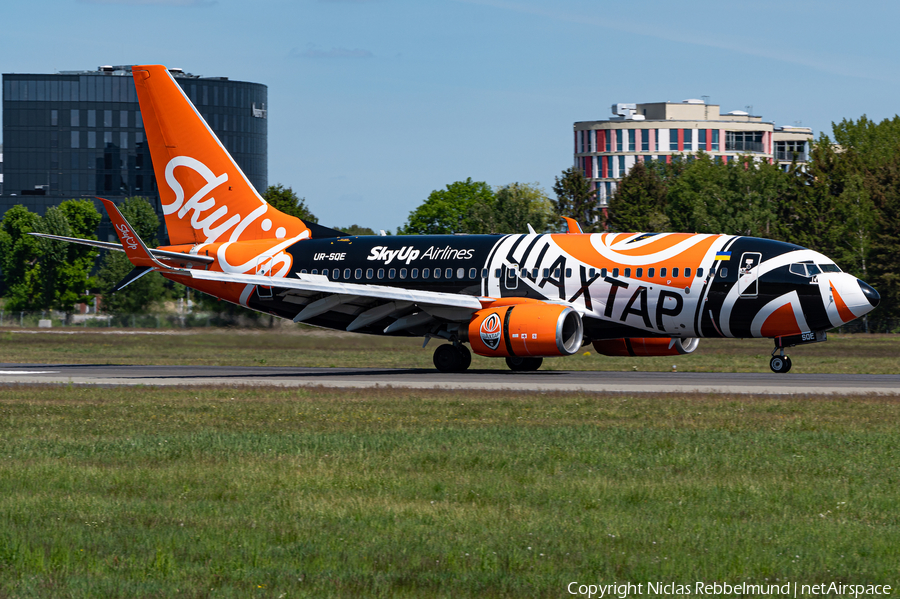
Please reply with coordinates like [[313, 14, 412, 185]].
[[0, 205, 42, 296], [96, 197, 168, 315], [1, 200, 101, 317], [608, 162, 670, 232], [338, 224, 376, 236], [264, 184, 318, 223], [464, 182, 555, 234], [552, 168, 602, 232], [399, 178, 494, 235]]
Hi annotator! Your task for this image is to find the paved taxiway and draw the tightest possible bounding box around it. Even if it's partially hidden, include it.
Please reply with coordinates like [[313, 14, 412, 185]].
[[0, 364, 898, 394]]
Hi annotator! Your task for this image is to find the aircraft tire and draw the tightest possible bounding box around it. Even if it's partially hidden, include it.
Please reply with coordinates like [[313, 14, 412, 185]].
[[506, 356, 543, 371], [459, 345, 472, 370], [769, 355, 792, 374], [434, 344, 468, 373]]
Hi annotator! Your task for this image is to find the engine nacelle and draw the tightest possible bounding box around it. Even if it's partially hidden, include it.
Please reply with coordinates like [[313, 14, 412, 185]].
[[592, 337, 699, 357], [466, 301, 583, 357]]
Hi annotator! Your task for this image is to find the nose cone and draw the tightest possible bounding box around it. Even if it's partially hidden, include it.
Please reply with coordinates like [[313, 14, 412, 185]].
[[858, 279, 880, 308]]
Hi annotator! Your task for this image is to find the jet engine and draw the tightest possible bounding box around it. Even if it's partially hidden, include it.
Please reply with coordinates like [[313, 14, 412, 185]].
[[465, 301, 583, 357], [592, 337, 699, 357]]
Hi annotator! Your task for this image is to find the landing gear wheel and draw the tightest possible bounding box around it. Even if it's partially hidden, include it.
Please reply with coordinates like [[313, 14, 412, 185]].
[[770, 355, 792, 374], [433, 344, 471, 373], [505, 356, 543, 371]]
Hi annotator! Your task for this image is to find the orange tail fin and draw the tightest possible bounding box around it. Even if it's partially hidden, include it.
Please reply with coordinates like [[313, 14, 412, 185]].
[[132, 65, 309, 246]]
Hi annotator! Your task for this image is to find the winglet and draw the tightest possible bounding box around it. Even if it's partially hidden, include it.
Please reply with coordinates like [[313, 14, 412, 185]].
[[100, 198, 173, 271], [562, 217, 584, 234]]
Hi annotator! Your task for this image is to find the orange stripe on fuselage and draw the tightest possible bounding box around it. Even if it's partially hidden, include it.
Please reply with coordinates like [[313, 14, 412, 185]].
[[760, 302, 801, 337], [830, 281, 856, 323], [551, 233, 721, 284]]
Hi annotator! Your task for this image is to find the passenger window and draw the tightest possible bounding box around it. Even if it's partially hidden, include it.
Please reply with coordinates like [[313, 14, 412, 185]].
[[636, 268, 643, 278], [435, 269, 442, 279], [684, 267, 691, 278], [624, 268, 631, 277], [389, 268, 396, 279], [697, 268, 703, 278], [412, 268, 419, 278], [543, 268, 550, 278], [719, 267, 728, 278], [366, 268, 373, 279], [355, 268, 362, 279], [495, 269, 502, 278], [423, 268, 430, 278], [566, 268, 572, 278], [660, 267, 667, 278], [400, 268, 407, 279], [648, 268, 655, 277], [554, 268, 561, 278], [613, 268, 619, 277], [311, 269, 318, 275], [343, 268, 351, 279], [332, 269, 340, 280], [672, 267, 679, 278], [481, 269, 488, 278], [377, 268, 385, 279], [446, 268, 453, 278], [589, 268, 596, 277], [300, 269, 308, 274], [470, 268, 477, 279], [601, 268, 608, 277]]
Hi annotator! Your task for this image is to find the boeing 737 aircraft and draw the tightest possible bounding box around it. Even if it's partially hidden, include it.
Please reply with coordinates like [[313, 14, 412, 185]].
[[34, 65, 881, 373]]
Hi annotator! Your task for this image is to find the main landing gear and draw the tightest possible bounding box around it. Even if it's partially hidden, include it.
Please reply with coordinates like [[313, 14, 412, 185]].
[[505, 356, 543, 371], [433, 343, 472, 373]]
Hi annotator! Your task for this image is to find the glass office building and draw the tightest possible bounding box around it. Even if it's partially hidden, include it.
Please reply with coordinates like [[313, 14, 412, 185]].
[[1, 66, 267, 232]]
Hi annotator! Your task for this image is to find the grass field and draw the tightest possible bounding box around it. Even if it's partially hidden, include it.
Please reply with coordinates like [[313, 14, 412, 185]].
[[1, 327, 899, 374], [1, 384, 899, 597]]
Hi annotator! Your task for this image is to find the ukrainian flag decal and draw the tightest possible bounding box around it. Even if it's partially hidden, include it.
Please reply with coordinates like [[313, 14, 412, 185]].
[[714, 251, 732, 261]]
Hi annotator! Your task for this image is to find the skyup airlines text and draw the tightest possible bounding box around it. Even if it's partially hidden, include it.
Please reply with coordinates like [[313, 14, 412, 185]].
[[367, 246, 474, 265]]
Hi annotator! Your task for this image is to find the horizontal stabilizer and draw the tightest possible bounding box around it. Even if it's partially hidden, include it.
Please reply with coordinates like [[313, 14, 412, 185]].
[[112, 266, 154, 292], [28, 232, 214, 264]]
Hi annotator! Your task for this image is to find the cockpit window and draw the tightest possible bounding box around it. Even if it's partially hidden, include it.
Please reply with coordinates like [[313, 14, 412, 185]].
[[790, 263, 813, 277], [806, 264, 821, 275], [819, 264, 841, 273]]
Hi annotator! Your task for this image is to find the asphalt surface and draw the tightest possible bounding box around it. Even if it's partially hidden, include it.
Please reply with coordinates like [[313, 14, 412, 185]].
[[0, 364, 898, 394]]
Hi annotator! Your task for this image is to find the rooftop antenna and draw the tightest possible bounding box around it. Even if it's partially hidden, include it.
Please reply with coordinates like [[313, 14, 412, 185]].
[[745, 105, 753, 115], [701, 95, 710, 104]]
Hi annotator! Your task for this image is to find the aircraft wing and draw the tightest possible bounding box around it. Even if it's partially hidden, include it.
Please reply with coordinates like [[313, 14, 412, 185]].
[[185, 268, 486, 330]]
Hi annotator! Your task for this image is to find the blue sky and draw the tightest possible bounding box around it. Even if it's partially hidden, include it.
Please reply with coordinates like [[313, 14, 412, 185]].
[[2, 0, 898, 231]]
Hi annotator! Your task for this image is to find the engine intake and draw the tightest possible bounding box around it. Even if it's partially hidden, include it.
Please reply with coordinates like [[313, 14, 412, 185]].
[[592, 337, 699, 357], [467, 301, 583, 357]]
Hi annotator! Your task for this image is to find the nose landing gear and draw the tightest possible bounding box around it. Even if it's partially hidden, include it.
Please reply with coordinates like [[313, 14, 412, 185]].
[[769, 349, 793, 374]]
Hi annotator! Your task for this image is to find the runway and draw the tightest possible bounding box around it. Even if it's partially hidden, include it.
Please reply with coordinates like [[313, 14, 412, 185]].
[[0, 363, 898, 394]]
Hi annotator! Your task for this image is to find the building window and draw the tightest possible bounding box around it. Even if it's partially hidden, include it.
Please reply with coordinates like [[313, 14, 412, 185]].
[[120, 110, 128, 127], [70, 109, 79, 127], [614, 130, 621, 152], [684, 129, 692, 150], [87, 131, 96, 149], [51, 109, 58, 126], [698, 129, 707, 149], [641, 130, 649, 152], [712, 129, 719, 151], [726, 131, 763, 153], [628, 129, 635, 152], [70, 131, 79, 148], [618, 155, 625, 177], [775, 140, 807, 162], [605, 130, 611, 152], [669, 129, 679, 151]]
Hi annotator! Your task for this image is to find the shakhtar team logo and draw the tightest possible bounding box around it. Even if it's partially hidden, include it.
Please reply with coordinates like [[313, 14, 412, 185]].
[[480, 312, 502, 350]]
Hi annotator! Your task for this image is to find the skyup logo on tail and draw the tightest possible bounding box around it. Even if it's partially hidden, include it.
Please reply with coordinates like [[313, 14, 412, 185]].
[[480, 313, 502, 350], [163, 156, 238, 243]]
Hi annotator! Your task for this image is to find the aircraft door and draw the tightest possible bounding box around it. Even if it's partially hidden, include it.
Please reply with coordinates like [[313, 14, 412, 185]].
[[738, 252, 762, 298]]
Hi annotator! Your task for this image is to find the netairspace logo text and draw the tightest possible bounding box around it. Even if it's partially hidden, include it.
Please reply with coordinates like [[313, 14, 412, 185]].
[[566, 581, 892, 598]]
